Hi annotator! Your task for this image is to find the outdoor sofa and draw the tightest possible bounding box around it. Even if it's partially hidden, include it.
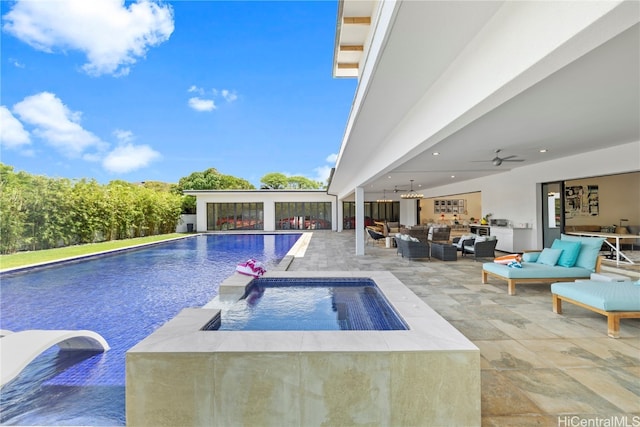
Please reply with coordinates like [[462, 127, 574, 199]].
[[482, 234, 605, 295], [394, 234, 430, 260]]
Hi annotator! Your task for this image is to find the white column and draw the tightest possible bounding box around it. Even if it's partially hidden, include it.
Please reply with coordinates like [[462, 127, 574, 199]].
[[355, 187, 365, 256], [263, 200, 275, 232], [336, 198, 343, 232], [400, 199, 418, 227]]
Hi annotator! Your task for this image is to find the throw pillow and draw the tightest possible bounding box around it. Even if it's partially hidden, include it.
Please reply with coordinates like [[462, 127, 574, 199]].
[[550, 239, 582, 268], [561, 234, 605, 271], [455, 235, 474, 248], [536, 248, 563, 266], [475, 236, 488, 243], [522, 252, 539, 263]]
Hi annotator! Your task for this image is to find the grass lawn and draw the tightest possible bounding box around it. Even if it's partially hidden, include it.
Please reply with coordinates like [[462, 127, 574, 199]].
[[0, 234, 189, 270]]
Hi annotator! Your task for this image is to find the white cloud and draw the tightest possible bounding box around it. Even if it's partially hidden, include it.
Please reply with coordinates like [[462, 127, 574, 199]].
[[221, 89, 238, 102], [187, 86, 237, 111], [188, 85, 204, 95], [188, 97, 216, 112], [325, 153, 338, 163], [102, 143, 161, 173], [2, 0, 174, 76], [113, 129, 134, 143], [9, 58, 25, 68], [12, 92, 105, 157], [0, 106, 31, 148], [313, 165, 333, 184]]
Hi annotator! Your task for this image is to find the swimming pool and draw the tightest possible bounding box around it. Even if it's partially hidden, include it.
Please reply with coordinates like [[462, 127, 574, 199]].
[[212, 277, 408, 331], [0, 233, 300, 426]]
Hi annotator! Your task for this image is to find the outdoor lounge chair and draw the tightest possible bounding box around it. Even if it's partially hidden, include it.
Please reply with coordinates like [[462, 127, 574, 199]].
[[462, 237, 498, 260], [366, 227, 386, 245], [427, 226, 451, 243]]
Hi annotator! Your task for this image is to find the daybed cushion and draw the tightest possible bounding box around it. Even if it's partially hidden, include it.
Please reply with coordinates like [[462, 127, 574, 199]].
[[551, 239, 582, 267], [482, 262, 592, 279], [560, 234, 605, 271], [537, 248, 563, 266], [522, 252, 539, 262], [551, 281, 640, 312]]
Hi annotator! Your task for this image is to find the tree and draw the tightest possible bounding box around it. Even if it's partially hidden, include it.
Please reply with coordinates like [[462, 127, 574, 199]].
[[0, 163, 183, 253], [175, 168, 255, 214], [287, 175, 323, 189], [260, 172, 288, 189], [177, 168, 254, 191], [260, 173, 322, 189]]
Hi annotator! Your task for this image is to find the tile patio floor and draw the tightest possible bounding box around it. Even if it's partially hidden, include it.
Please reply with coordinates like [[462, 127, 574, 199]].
[[286, 231, 640, 427]]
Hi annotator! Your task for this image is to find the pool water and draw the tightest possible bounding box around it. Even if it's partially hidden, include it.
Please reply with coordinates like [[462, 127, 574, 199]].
[[214, 278, 408, 331], [0, 234, 300, 426]]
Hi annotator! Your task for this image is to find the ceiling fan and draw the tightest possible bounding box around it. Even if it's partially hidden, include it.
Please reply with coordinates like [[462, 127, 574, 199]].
[[392, 185, 407, 193], [473, 149, 525, 166]]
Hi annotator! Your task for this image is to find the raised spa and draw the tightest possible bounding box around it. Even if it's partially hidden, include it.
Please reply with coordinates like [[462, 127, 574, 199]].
[[127, 271, 481, 426], [208, 277, 408, 331]]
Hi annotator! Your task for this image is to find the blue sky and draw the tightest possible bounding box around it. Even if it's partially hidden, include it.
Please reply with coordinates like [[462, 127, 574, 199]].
[[0, 0, 357, 187]]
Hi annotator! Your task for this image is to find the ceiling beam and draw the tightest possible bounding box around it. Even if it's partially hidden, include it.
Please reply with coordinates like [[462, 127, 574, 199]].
[[343, 16, 371, 25], [337, 63, 360, 69], [340, 45, 364, 52]]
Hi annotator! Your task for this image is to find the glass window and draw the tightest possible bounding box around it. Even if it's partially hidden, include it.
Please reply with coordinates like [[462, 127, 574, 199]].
[[342, 201, 399, 229], [207, 203, 264, 231], [275, 202, 332, 230]]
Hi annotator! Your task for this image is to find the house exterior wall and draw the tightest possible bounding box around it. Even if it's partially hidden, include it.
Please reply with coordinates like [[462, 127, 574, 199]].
[[185, 191, 337, 232]]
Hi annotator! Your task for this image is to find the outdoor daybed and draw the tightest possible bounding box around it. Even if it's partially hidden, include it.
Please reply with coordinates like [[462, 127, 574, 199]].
[[551, 279, 640, 338], [482, 234, 604, 295]]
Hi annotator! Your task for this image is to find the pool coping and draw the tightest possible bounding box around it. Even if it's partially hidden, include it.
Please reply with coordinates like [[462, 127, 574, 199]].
[[128, 270, 479, 354], [0, 235, 197, 275]]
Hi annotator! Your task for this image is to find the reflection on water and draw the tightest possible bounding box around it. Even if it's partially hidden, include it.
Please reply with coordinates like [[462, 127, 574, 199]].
[[216, 279, 408, 331]]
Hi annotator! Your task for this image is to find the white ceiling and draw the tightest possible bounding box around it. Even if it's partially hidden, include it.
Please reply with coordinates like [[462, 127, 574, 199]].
[[329, 1, 640, 199]]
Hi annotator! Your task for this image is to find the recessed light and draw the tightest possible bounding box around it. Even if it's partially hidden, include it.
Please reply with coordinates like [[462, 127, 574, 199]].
[[432, 152, 440, 156], [451, 175, 455, 178], [539, 149, 548, 153]]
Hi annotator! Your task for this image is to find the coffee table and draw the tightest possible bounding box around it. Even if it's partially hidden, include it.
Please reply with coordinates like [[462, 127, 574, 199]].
[[431, 243, 457, 261]]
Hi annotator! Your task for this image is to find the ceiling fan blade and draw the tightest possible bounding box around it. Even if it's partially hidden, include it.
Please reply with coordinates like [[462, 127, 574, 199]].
[[502, 158, 525, 162], [500, 155, 517, 161]]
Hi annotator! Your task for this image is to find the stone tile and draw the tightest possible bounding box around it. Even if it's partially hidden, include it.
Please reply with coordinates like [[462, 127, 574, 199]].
[[482, 415, 558, 426], [563, 367, 640, 413], [476, 340, 554, 370], [488, 318, 560, 340], [448, 320, 512, 340], [517, 339, 605, 369], [568, 337, 640, 367], [480, 370, 542, 416], [533, 317, 605, 338], [502, 369, 624, 414]]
